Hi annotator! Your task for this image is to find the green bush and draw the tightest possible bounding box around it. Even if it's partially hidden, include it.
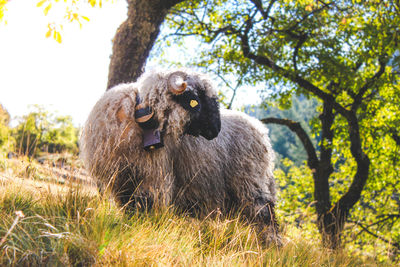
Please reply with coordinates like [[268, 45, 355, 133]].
[[0, 104, 14, 154], [12, 105, 79, 157]]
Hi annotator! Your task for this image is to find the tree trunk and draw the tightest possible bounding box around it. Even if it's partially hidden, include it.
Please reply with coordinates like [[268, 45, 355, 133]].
[[107, 0, 184, 90], [319, 207, 345, 249], [317, 109, 370, 249], [313, 101, 337, 248], [263, 103, 370, 249]]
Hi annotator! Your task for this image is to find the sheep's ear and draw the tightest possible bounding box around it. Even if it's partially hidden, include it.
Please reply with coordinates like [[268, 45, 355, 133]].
[[116, 107, 128, 123], [116, 106, 134, 140]]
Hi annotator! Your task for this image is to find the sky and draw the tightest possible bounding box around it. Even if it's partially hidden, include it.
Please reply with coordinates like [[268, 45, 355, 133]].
[[0, 0, 261, 127], [0, 0, 127, 126]]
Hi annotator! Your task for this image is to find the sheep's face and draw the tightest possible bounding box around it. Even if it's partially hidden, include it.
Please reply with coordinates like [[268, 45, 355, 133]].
[[169, 72, 221, 140]]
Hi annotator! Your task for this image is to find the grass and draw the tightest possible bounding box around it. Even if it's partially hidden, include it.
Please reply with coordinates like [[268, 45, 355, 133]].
[[0, 155, 393, 266]]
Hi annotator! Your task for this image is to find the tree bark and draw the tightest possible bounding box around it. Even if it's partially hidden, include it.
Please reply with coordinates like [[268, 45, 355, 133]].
[[262, 101, 371, 249], [262, 103, 338, 248], [313, 101, 337, 248], [391, 130, 400, 146], [107, 0, 185, 90]]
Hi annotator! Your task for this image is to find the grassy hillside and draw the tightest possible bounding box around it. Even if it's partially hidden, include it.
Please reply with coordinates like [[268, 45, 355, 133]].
[[0, 154, 391, 266]]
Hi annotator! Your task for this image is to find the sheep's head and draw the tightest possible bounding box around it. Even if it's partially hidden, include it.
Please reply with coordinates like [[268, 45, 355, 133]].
[[167, 71, 221, 140], [135, 70, 221, 149]]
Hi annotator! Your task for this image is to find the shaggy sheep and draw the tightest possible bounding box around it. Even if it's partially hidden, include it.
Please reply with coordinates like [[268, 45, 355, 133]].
[[80, 69, 279, 242]]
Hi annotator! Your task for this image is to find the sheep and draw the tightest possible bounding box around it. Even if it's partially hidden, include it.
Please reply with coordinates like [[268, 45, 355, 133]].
[[80, 69, 280, 243]]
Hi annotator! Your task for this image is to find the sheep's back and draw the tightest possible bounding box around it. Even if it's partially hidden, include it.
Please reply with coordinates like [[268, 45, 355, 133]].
[[80, 84, 142, 180], [172, 109, 276, 212]]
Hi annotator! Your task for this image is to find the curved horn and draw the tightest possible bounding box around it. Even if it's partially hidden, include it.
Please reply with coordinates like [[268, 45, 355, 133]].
[[168, 71, 187, 95]]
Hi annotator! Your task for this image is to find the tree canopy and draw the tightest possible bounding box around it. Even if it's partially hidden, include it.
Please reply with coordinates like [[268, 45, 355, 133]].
[[161, 0, 400, 252], [12, 106, 79, 156], [0, 104, 12, 152], [0, 0, 105, 42]]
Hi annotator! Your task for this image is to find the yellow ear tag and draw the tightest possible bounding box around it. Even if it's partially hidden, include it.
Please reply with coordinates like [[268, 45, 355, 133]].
[[190, 100, 199, 108]]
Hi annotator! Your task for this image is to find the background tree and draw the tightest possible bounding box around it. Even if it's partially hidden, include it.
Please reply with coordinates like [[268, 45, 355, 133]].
[[107, 0, 186, 89], [13, 106, 79, 157], [0, 104, 13, 152], [245, 95, 320, 171], [160, 0, 400, 249], [42, 115, 79, 154], [13, 106, 48, 157], [0, 104, 10, 128]]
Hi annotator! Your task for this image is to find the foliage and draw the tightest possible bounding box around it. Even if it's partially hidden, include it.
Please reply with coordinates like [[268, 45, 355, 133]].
[[13, 105, 79, 157], [276, 156, 400, 262], [1, 0, 109, 42], [338, 83, 400, 261], [161, 0, 400, 257], [0, 104, 10, 127], [0, 156, 390, 266], [274, 159, 316, 237], [252, 89, 400, 260], [251, 88, 400, 260], [0, 0, 6, 23], [246, 95, 320, 170], [36, 0, 105, 43], [42, 115, 79, 154], [0, 104, 14, 153]]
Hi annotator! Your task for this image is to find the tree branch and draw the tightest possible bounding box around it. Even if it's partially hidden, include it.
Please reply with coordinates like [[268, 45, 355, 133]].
[[238, 18, 349, 117], [312, 101, 336, 218], [349, 220, 400, 251], [261, 117, 319, 170], [390, 129, 400, 146], [292, 33, 308, 73], [352, 57, 388, 111], [107, 0, 186, 89], [249, 0, 277, 21], [283, 1, 333, 35], [377, 214, 400, 219], [319, 101, 335, 175], [334, 112, 370, 216], [210, 69, 243, 109]]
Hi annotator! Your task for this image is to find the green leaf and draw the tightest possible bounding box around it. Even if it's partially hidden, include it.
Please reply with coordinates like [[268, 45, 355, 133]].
[[55, 31, 62, 43], [45, 28, 52, 38], [36, 0, 47, 7], [43, 3, 52, 16], [81, 15, 90, 22]]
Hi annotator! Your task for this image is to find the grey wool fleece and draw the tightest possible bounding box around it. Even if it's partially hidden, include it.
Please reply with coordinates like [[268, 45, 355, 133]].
[[80, 69, 280, 244]]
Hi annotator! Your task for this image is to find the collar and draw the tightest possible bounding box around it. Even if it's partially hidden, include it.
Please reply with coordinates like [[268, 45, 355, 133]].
[[134, 95, 164, 151]]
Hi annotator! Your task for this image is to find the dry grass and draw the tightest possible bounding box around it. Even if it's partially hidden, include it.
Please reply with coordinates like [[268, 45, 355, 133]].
[[0, 154, 391, 266]]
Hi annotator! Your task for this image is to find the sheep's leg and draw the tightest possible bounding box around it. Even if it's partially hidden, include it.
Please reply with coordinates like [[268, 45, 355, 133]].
[[113, 184, 161, 212], [253, 197, 281, 246], [114, 175, 152, 211], [105, 165, 173, 211], [115, 181, 168, 212], [133, 174, 174, 211], [127, 192, 154, 211], [96, 166, 149, 211], [229, 181, 281, 245]]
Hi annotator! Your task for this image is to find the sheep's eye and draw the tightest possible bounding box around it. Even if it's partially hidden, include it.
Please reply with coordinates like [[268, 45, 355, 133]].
[[173, 91, 201, 113]]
